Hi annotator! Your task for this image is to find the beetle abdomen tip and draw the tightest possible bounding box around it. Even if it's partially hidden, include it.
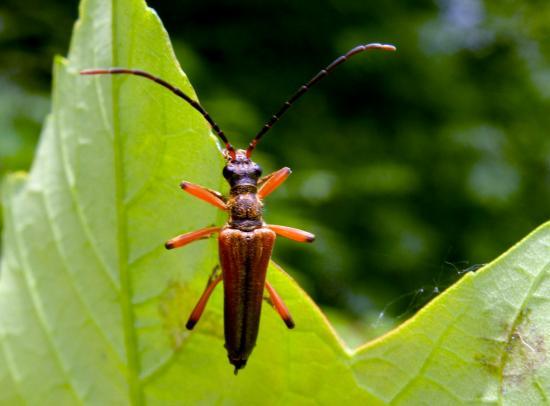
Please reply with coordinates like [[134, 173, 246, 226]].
[[230, 358, 248, 375]]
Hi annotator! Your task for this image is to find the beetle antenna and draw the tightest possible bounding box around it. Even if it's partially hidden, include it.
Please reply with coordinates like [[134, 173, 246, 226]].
[[246, 43, 396, 157], [80, 68, 237, 160]]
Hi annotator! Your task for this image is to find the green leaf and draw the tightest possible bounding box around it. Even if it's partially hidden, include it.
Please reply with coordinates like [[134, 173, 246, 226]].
[[352, 222, 550, 404], [1, 0, 549, 404]]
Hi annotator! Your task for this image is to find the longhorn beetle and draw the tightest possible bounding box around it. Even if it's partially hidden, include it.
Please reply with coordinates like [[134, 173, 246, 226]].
[[81, 43, 396, 374]]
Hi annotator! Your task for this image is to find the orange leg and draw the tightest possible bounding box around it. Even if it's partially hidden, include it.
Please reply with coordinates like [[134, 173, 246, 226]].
[[165, 226, 220, 249], [180, 181, 227, 210], [267, 224, 315, 243], [258, 167, 292, 199], [186, 266, 223, 330], [265, 281, 295, 329]]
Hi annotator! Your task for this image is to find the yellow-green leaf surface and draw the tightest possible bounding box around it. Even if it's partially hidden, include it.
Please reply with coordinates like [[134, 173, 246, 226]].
[[1, 0, 549, 404]]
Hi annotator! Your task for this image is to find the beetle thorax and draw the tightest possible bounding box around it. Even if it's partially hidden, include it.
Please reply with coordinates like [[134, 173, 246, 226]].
[[223, 149, 264, 231]]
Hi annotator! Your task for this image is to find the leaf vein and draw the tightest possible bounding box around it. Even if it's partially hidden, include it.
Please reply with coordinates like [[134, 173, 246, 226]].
[[38, 189, 124, 362], [55, 115, 120, 290], [0, 334, 26, 404], [390, 307, 468, 403], [7, 198, 82, 404]]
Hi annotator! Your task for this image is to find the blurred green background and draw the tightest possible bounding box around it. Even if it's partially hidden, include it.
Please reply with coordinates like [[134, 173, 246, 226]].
[[1, 0, 549, 344]]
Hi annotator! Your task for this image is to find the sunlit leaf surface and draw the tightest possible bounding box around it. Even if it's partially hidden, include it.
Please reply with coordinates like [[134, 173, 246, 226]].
[[1, 0, 549, 404]]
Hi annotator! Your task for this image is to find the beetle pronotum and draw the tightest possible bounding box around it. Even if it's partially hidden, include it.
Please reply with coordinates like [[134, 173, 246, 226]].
[[81, 42, 396, 374]]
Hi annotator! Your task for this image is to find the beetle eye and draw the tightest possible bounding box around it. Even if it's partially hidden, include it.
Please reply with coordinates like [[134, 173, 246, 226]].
[[253, 165, 262, 178], [223, 165, 235, 179]]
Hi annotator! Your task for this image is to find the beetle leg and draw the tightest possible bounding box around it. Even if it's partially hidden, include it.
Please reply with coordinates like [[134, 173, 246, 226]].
[[165, 226, 220, 249], [265, 281, 295, 329], [186, 265, 223, 330], [258, 167, 291, 199], [257, 170, 276, 187], [267, 224, 315, 243], [180, 181, 227, 210]]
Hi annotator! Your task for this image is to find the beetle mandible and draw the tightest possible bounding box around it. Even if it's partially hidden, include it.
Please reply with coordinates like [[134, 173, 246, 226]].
[[81, 42, 396, 374]]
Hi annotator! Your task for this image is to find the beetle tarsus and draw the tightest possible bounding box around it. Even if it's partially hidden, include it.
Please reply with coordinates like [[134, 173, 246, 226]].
[[265, 281, 295, 329], [185, 268, 223, 330], [267, 224, 315, 243]]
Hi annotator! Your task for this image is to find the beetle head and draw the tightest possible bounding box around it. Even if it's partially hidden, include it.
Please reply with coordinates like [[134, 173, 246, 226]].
[[223, 149, 262, 187]]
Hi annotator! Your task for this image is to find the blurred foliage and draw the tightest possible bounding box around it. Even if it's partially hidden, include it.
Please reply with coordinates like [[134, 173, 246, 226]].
[[1, 0, 549, 338]]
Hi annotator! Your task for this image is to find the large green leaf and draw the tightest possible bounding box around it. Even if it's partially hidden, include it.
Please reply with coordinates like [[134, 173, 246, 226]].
[[1, 0, 549, 404]]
